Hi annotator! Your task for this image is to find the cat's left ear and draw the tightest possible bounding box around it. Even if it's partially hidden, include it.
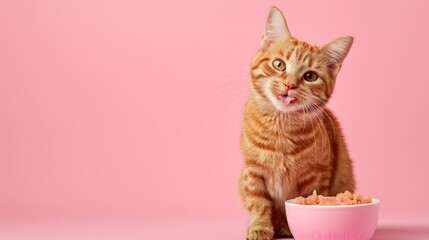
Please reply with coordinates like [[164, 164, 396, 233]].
[[261, 6, 291, 49], [321, 36, 354, 75]]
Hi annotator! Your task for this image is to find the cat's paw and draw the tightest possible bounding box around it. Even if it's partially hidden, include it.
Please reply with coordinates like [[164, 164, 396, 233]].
[[246, 223, 274, 240]]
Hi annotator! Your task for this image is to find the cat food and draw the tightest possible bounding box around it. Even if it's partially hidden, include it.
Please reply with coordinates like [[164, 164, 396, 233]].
[[295, 190, 372, 205]]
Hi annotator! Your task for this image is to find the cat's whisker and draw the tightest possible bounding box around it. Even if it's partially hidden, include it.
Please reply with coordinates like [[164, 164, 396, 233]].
[[307, 97, 336, 142], [227, 94, 249, 113], [303, 102, 317, 163], [225, 87, 252, 97], [211, 85, 250, 98], [301, 103, 306, 134], [311, 96, 327, 104], [302, 94, 329, 121], [308, 109, 327, 165], [306, 96, 328, 108], [218, 77, 248, 84], [307, 102, 332, 164], [242, 66, 251, 72], [307, 103, 325, 143]]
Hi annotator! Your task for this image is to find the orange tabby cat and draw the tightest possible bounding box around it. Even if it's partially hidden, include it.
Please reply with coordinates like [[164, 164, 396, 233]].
[[239, 7, 355, 239]]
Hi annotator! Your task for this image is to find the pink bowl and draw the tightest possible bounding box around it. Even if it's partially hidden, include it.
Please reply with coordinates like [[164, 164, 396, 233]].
[[285, 198, 379, 240]]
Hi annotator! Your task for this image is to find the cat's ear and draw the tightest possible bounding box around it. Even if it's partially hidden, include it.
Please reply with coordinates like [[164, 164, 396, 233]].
[[261, 6, 291, 49], [321, 36, 354, 74]]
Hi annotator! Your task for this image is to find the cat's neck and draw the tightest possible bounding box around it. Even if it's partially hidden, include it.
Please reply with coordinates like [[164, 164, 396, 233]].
[[246, 98, 314, 133]]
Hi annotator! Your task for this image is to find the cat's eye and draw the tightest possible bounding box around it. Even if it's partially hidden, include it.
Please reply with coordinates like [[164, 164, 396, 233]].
[[272, 59, 286, 71], [303, 71, 318, 82]]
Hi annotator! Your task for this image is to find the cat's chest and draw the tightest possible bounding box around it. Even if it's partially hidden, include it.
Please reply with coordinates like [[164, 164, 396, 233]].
[[265, 166, 301, 203], [266, 132, 317, 162], [263, 135, 319, 201]]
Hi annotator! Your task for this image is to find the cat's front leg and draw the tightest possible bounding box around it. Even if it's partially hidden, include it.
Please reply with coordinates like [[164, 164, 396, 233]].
[[245, 193, 274, 240], [240, 168, 274, 240], [272, 206, 292, 238]]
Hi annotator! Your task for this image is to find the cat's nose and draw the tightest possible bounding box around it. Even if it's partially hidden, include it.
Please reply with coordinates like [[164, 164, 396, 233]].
[[284, 82, 297, 90]]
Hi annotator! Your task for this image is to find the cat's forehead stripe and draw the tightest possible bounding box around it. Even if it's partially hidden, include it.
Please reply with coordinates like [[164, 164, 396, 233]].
[[251, 57, 270, 70], [261, 63, 277, 76], [286, 49, 292, 60], [308, 57, 314, 68]]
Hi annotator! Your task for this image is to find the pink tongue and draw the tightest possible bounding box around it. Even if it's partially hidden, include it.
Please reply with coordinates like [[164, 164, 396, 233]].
[[280, 95, 296, 105]]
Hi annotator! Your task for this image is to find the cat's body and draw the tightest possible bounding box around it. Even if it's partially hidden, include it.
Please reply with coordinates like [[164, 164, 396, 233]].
[[239, 7, 355, 240]]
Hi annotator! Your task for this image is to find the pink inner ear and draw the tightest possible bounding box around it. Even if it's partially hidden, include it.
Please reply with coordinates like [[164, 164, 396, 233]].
[[261, 37, 274, 48], [328, 63, 340, 71], [323, 36, 353, 65], [262, 7, 291, 48]]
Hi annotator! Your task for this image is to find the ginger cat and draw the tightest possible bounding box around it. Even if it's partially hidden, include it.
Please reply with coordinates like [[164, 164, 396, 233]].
[[239, 7, 355, 239]]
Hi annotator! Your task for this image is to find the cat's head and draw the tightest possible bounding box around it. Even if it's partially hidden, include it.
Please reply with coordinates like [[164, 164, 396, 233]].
[[250, 6, 353, 113]]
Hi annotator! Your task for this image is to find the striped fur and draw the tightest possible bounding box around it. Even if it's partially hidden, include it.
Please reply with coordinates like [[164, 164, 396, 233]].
[[239, 7, 355, 240]]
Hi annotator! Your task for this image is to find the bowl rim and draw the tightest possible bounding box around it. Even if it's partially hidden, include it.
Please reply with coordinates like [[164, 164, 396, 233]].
[[285, 198, 380, 208]]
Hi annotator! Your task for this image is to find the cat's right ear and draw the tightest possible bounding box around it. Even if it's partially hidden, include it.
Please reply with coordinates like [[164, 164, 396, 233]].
[[261, 6, 291, 49]]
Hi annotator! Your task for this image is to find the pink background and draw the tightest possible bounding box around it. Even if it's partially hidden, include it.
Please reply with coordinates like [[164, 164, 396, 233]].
[[1, 0, 429, 239]]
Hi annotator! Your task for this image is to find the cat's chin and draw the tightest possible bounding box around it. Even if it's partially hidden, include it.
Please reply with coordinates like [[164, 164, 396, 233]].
[[279, 105, 302, 114]]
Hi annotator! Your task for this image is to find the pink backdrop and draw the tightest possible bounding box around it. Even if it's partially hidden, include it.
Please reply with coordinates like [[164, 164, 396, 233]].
[[1, 0, 429, 239]]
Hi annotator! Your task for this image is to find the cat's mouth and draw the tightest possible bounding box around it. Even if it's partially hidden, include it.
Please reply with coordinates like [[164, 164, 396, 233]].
[[277, 93, 297, 105]]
